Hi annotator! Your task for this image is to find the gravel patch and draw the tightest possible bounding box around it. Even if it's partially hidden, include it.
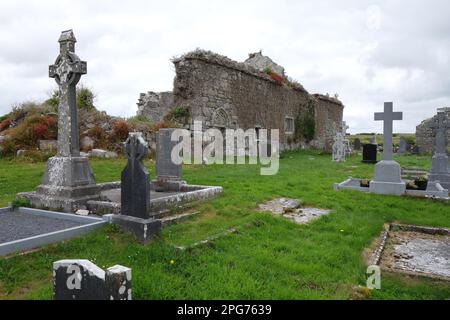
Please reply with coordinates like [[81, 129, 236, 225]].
[[0, 211, 85, 243]]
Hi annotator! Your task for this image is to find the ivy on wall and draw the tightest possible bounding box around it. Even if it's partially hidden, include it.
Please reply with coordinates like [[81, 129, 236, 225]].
[[294, 99, 315, 143]]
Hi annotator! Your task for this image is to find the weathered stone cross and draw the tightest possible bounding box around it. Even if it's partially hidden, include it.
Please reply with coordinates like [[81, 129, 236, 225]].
[[342, 121, 349, 135], [430, 112, 450, 154], [49, 30, 87, 157], [374, 102, 403, 161]]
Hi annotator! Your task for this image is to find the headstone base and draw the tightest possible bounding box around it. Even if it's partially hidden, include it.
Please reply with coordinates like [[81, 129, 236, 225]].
[[112, 215, 161, 243], [42, 156, 97, 187], [369, 160, 406, 195], [153, 178, 186, 192], [17, 156, 100, 212]]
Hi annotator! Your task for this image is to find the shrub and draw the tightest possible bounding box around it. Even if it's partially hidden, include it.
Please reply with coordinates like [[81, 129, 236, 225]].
[[112, 120, 130, 142], [45, 87, 96, 111], [0, 118, 12, 132], [77, 87, 96, 111], [32, 123, 51, 140], [0, 139, 17, 157]]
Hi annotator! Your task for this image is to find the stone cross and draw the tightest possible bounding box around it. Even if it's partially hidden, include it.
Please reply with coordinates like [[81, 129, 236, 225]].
[[342, 121, 349, 136], [374, 102, 403, 161], [49, 30, 87, 157], [429, 112, 450, 154], [121, 132, 150, 219]]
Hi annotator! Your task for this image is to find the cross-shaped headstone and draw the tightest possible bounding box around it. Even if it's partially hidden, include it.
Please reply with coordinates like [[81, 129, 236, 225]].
[[342, 121, 349, 135], [49, 30, 87, 157], [429, 112, 450, 154], [374, 102, 403, 161]]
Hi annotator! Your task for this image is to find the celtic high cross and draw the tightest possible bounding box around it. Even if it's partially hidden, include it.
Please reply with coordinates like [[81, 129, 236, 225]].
[[49, 30, 87, 157]]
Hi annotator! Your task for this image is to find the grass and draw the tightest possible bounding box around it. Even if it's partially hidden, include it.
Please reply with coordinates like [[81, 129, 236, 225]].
[[0, 151, 449, 300], [349, 133, 416, 146]]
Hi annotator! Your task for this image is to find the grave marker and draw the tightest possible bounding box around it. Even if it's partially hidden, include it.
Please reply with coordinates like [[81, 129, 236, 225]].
[[369, 102, 406, 195], [17, 30, 100, 212], [427, 112, 450, 190], [112, 132, 161, 243]]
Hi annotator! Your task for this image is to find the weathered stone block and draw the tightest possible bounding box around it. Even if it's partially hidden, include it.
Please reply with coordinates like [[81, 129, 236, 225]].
[[112, 215, 161, 243], [53, 260, 132, 300]]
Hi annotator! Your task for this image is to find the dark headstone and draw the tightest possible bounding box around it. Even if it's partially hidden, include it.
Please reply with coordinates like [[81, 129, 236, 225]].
[[114, 132, 161, 243], [411, 145, 420, 155], [53, 260, 131, 300], [354, 138, 361, 150], [121, 132, 150, 219], [362, 144, 377, 163]]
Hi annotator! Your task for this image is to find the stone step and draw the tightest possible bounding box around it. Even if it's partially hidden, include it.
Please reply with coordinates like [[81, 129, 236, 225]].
[[160, 211, 199, 227]]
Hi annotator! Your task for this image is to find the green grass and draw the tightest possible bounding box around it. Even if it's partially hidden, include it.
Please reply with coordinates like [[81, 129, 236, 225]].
[[0, 151, 449, 300]]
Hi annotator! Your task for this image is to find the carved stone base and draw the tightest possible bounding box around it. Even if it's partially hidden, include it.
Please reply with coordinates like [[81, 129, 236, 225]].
[[112, 215, 161, 243], [370, 160, 406, 195], [429, 153, 450, 190], [17, 156, 100, 212]]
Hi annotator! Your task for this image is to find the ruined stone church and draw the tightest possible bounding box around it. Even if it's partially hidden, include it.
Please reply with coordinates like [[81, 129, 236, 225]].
[[137, 50, 344, 152]]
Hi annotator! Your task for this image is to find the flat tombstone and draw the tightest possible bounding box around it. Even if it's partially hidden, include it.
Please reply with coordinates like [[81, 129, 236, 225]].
[[53, 260, 131, 300], [121, 132, 150, 219], [156, 128, 182, 183], [354, 138, 361, 150]]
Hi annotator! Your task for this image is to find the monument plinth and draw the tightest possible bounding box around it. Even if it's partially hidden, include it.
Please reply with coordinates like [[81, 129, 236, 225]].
[[369, 102, 406, 195], [18, 30, 100, 212]]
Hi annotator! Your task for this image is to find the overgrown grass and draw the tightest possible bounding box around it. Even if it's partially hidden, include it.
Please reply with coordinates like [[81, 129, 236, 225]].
[[0, 151, 449, 299]]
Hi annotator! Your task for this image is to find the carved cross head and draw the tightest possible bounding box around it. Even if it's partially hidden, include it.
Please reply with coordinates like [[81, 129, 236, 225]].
[[125, 132, 149, 162], [49, 30, 87, 86], [430, 112, 450, 131]]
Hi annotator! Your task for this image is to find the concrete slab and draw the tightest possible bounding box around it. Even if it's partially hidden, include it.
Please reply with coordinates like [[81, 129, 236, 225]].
[[0, 207, 108, 257]]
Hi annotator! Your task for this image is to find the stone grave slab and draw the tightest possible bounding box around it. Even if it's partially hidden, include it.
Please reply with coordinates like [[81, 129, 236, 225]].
[[258, 198, 331, 224], [370, 224, 450, 281]]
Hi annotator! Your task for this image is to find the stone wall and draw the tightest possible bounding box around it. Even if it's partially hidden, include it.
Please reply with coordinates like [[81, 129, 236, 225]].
[[416, 107, 450, 153], [313, 94, 345, 151], [171, 50, 344, 151], [136, 91, 174, 123]]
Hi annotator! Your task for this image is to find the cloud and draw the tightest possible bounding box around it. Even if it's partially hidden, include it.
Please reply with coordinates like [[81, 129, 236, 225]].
[[0, 0, 449, 133]]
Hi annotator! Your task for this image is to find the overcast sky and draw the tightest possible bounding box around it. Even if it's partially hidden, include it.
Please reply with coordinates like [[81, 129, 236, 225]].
[[0, 0, 449, 133]]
